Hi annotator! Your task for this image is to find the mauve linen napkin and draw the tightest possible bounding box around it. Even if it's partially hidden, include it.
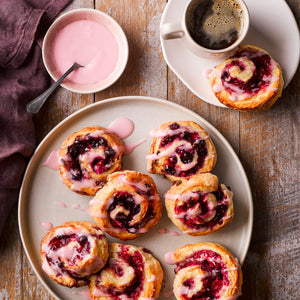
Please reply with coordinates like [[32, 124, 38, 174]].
[[0, 0, 71, 236]]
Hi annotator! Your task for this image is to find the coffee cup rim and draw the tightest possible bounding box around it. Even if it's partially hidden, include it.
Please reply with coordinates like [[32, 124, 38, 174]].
[[183, 0, 250, 54]]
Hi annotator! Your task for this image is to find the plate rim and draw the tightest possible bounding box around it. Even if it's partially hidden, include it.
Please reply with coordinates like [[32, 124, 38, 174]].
[[18, 95, 253, 299]]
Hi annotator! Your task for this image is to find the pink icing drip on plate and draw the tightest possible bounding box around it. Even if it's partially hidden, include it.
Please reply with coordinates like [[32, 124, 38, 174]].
[[71, 204, 89, 212], [170, 231, 180, 236], [164, 251, 175, 265], [124, 139, 147, 154], [157, 228, 169, 234], [203, 68, 212, 78], [55, 202, 67, 208], [40, 222, 53, 231], [157, 228, 180, 236], [107, 117, 134, 139], [41, 150, 59, 170]]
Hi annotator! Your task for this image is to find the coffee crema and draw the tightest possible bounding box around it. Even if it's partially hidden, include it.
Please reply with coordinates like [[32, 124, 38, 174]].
[[187, 0, 244, 50]]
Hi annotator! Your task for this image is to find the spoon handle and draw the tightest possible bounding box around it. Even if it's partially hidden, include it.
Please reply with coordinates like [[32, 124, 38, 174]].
[[26, 63, 82, 114]]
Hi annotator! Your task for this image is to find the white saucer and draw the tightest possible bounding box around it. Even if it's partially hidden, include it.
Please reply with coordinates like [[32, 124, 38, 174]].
[[160, 0, 300, 107]]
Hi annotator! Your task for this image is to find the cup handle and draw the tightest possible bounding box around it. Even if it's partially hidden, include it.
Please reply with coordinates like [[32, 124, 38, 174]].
[[161, 23, 184, 40]]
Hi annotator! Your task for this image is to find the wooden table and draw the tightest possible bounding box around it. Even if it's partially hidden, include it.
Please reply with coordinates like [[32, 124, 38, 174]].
[[0, 0, 299, 299]]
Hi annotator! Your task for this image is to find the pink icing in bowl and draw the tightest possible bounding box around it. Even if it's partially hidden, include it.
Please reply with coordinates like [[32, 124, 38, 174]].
[[42, 8, 129, 94]]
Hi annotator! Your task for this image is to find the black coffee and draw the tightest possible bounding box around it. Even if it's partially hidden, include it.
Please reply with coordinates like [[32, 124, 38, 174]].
[[187, 0, 243, 50]]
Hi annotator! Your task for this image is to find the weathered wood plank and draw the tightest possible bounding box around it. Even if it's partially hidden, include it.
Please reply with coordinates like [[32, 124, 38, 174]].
[[94, 0, 168, 102], [241, 65, 300, 299], [0, 208, 22, 300]]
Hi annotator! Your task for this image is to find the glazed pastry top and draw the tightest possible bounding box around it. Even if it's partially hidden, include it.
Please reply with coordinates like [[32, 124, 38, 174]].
[[89, 243, 163, 299], [58, 126, 124, 195], [165, 173, 234, 235], [166, 242, 242, 300], [147, 121, 216, 180], [40, 221, 108, 287], [211, 48, 280, 100], [90, 170, 162, 240], [208, 44, 284, 111]]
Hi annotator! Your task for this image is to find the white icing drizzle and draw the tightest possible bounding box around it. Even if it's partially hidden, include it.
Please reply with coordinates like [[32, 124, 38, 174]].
[[180, 159, 198, 171], [146, 146, 181, 161], [117, 174, 148, 192], [150, 127, 206, 138], [88, 130, 105, 137], [165, 191, 199, 201], [146, 142, 197, 162]]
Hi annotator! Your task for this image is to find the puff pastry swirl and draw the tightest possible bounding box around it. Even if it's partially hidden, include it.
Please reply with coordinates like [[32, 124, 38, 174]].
[[165, 242, 242, 300], [40, 221, 108, 287], [165, 173, 233, 235], [58, 126, 124, 195], [89, 243, 163, 299], [147, 121, 216, 181], [208, 44, 284, 111], [89, 170, 162, 240]]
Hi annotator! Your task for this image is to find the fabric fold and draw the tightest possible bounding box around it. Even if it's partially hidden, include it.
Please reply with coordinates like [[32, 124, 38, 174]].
[[0, 0, 72, 236]]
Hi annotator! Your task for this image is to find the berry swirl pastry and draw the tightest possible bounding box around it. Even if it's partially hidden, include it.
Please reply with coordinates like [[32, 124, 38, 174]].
[[147, 121, 216, 181], [40, 221, 109, 287], [208, 44, 284, 111], [165, 173, 233, 236], [58, 126, 124, 195], [165, 242, 242, 300], [89, 170, 162, 240], [89, 243, 163, 299]]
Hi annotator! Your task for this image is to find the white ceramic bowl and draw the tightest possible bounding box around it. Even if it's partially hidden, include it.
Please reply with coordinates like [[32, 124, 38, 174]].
[[42, 8, 129, 94]]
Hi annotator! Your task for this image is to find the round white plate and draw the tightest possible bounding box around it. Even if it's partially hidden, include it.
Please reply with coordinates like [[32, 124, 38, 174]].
[[19, 96, 253, 300], [160, 0, 300, 107]]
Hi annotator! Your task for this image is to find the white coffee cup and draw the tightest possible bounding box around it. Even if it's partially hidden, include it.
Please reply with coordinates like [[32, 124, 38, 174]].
[[161, 0, 249, 59]]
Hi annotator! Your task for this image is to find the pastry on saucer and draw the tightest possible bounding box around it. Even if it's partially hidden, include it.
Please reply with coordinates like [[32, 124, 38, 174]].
[[89, 243, 163, 299], [147, 121, 216, 181], [40, 221, 108, 287], [208, 44, 284, 111], [58, 126, 124, 195], [166, 242, 242, 300], [90, 170, 162, 240], [165, 173, 234, 235]]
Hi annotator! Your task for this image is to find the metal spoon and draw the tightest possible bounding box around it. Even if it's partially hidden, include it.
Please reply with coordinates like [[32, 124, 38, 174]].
[[26, 62, 83, 114]]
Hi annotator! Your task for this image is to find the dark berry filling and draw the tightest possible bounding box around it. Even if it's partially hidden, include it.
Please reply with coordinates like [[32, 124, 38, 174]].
[[160, 123, 208, 177], [95, 245, 145, 299], [170, 122, 180, 130], [175, 250, 230, 299], [221, 51, 273, 94], [63, 134, 116, 181], [183, 278, 195, 289], [108, 191, 155, 233], [175, 187, 228, 230]]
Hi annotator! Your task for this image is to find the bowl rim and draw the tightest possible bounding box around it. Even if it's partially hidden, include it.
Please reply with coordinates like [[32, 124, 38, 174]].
[[42, 8, 129, 94]]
